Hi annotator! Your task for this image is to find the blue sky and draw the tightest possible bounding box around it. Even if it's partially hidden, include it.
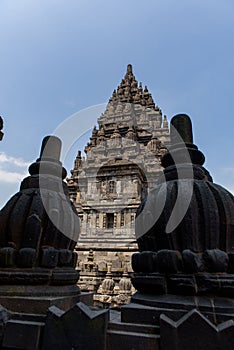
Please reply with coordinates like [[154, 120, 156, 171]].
[[1, 0, 234, 207]]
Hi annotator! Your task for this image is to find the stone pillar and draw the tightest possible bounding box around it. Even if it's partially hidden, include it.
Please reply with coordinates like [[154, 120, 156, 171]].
[[82, 213, 88, 233], [88, 182, 92, 195], [116, 180, 121, 196], [125, 211, 131, 226], [133, 179, 138, 196], [99, 213, 104, 229], [76, 191, 81, 203], [91, 212, 96, 231], [116, 213, 121, 229]]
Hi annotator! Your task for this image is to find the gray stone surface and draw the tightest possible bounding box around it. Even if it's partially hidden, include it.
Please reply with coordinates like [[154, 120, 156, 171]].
[[42, 302, 109, 350], [130, 292, 234, 324], [160, 309, 234, 350], [0, 283, 81, 314], [2, 320, 44, 350]]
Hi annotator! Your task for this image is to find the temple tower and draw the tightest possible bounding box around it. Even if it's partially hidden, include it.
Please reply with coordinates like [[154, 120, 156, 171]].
[[67, 65, 170, 283]]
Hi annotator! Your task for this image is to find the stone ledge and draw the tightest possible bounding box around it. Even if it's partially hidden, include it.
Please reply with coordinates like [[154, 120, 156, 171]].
[[0, 267, 79, 285], [132, 272, 234, 297], [130, 292, 234, 324]]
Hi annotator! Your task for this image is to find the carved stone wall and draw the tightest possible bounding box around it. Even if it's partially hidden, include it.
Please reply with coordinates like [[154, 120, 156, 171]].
[[67, 65, 170, 292]]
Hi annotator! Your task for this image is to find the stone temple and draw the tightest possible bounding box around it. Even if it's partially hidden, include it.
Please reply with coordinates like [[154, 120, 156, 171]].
[[67, 64, 170, 295], [1, 85, 234, 348]]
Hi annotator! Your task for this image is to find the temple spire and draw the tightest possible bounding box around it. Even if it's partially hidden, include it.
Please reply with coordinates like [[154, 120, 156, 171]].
[[109, 64, 158, 109], [127, 63, 133, 74]]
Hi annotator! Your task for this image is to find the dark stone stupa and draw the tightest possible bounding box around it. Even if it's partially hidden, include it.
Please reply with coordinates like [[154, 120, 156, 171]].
[[132, 114, 234, 306], [0, 136, 85, 349], [106, 114, 234, 350], [0, 136, 80, 285]]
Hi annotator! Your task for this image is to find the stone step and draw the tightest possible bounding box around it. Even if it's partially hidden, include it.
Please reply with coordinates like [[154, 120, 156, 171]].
[[106, 328, 160, 350], [121, 302, 185, 325], [108, 320, 160, 334]]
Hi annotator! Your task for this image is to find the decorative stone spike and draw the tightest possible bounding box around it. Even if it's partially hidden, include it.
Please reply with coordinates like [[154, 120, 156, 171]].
[[170, 113, 193, 145], [104, 64, 160, 109], [39, 135, 62, 162], [72, 150, 82, 175], [138, 82, 143, 92], [119, 268, 132, 294], [161, 113, 205, 168], [162, 115, 168, 129], [126, 63, 133, 74], [100, 264, 115, 294], [28, 135, 67, 179]]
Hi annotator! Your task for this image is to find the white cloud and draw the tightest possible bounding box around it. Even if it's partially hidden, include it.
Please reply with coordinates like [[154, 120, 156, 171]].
[[0, 152, 30, 168], [0, 169, 26, 184], [0, 152, 30, 184], [0, 152, 30, 207]]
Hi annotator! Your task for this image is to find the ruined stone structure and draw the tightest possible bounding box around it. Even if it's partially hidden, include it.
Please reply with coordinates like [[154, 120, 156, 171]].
[[0, 114, 234, 349], [67, 65, 170, 289]]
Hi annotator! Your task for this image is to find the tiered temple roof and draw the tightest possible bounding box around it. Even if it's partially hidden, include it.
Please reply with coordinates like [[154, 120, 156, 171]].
[[109, 64, 158, 109], [81, 64, 168, 157]]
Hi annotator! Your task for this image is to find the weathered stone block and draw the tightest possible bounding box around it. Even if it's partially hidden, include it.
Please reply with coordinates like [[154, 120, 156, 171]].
[[99, 261, 107, 271], [182, 249, 204, 273], [131, 273, 166, 294], [70, 251, 78, 268], [168, 274, 197, 295], [2, 320, 44, 350], [40, 247, 58, 268], [52, 269, 79, 285], [157, 250, 182, 273], [132, 251, 157, 273], [58, 249, 72, 266], [141, 251, 157, 273], [228, 252, 234, 273], [196, 273, 220, 295], [17, 248, 36, 267], [203, 249, 229, 272], [111, 259, 122, 269], [0, 247, 17, 267], [132, 252, 141, 272]]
